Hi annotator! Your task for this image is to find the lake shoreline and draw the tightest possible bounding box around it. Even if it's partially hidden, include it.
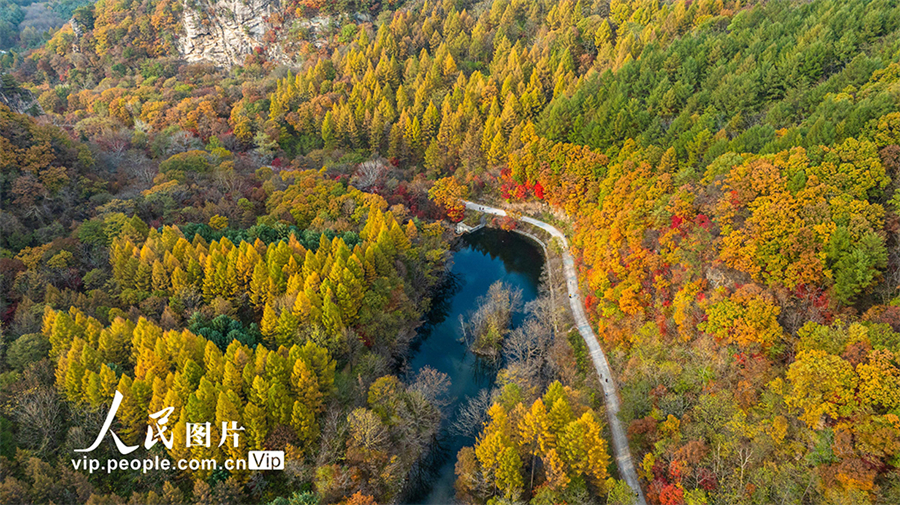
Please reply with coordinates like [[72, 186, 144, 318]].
[[397, 228, 545, 505]]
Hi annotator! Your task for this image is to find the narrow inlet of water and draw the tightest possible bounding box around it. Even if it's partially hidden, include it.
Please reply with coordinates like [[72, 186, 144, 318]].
[[402, 228, 544, 504]]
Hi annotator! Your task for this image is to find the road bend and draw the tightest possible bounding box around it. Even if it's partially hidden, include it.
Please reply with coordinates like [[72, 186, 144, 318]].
[[463, 201, 648, 505]]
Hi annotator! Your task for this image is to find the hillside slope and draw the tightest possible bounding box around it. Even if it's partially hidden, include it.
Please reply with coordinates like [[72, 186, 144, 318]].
[[4, 0, 900, 504]]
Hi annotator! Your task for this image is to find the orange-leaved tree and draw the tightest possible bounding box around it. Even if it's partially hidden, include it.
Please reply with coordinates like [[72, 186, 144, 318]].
[[428, 176, 469, 222]]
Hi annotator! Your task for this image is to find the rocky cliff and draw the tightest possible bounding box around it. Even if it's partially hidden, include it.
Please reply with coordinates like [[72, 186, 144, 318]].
[[177, 0, 282, 67]]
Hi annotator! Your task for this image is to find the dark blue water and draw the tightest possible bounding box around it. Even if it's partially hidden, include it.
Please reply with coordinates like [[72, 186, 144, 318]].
[[403, 228, 544, 504]]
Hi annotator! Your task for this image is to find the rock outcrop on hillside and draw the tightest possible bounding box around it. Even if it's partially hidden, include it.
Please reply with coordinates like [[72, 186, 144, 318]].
[[177, 0, 281, 66]]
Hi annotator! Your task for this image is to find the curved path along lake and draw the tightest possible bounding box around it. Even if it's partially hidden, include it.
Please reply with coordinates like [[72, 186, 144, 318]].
[[403, 228, 543, 504], [463, 200, 648, 505]]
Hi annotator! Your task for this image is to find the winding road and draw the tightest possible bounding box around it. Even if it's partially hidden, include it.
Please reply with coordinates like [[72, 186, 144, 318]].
[[464, 201, 648, 505]]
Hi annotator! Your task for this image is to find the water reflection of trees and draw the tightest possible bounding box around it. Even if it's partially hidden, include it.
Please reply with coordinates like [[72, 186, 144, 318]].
[[402, 230, 546, 503], [402, 429, 454, 502], [408, 271, 463, 356], [465, 229, 543, 286]]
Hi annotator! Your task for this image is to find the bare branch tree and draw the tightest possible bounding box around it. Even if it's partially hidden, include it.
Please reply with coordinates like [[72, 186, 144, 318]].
[[165, 130, 203, 156], [348, 408, 389, 451], [14, 385, 66, 456], [410, 366, 451, 410], [451, 389, 495, 437], [351, 158, 389, 190], [317, 407, 349, 467], [122, 150, 157, 187]]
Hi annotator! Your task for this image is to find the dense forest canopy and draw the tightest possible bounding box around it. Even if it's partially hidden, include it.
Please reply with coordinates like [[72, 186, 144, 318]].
[[3, 0, 900, 504]]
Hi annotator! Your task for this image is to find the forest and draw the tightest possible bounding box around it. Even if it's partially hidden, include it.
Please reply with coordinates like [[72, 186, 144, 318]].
[[2, 0, 900, 504]]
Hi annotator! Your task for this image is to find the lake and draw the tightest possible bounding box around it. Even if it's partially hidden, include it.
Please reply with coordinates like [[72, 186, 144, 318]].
[[402, 228, 544, 504]]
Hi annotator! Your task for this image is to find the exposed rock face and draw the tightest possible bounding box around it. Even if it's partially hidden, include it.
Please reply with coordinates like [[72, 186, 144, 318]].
[[177, 0, 281, 67], [69, 18, 84, 38], [0, 75, 42, 115]]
